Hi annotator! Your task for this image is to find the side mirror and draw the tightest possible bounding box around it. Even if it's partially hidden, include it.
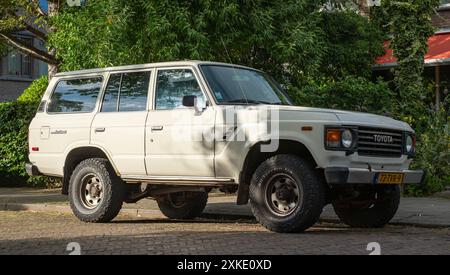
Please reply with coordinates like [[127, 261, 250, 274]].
[[182, 95, 205, 115], [182, 95, 196, 107]]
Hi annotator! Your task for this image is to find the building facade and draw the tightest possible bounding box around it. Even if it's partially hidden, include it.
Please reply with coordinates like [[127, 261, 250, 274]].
[[0, 32, 48, 102], [434, 1, 450, 29]]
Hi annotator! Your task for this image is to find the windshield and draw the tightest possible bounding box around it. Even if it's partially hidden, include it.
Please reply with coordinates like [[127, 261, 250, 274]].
[[200, 65, 292, 105]]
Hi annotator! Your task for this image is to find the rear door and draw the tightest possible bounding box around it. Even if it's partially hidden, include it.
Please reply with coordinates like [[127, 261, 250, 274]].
[[90, 69, 152, 176], [29, 75, 104, 175]]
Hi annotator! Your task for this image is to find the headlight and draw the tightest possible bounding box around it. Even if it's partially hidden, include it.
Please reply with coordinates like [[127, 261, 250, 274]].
[[341, 129, 353, 148], [405, 134, 415, 154], [325, 127, 356, 150]]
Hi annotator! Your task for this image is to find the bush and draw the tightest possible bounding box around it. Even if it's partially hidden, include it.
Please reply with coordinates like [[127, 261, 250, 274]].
[[17, 76, 48, 104], [406, 109, 450, 196], [0, 77, 60, 187], [0, 101, 35, 186], [289, 76, 394, 115]]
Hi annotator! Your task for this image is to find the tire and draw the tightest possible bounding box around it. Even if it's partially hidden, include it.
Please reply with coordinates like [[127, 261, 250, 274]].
[[69, 158, 125, 223], [157, 191, 208, 219], [249, 154, 325, 233], [332, 185, 400, 228]]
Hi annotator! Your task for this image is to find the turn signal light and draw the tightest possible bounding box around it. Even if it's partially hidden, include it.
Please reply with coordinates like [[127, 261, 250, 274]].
[[326, 129, 341, 148]]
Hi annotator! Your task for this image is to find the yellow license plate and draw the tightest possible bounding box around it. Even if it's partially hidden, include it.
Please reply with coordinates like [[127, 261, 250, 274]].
[[377, 173, 404, 185]]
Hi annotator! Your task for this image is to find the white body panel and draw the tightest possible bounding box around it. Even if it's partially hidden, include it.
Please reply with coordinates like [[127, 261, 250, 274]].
[[91, 111, 148, 175], [144, 108, 216, 177], [28, 74, 103, 176], [29, 112, 95, 175], [28, 61, 416, 184]]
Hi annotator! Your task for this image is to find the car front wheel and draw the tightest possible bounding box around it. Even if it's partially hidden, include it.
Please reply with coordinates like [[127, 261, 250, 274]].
[[249, 154, 325, 233]]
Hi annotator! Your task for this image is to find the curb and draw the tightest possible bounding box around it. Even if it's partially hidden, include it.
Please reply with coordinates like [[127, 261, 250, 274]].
[[2, 202, 449, 229]]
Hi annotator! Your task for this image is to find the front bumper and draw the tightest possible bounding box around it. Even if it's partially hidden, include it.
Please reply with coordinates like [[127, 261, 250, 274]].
[[25, 162, 42, 176], [325, 167, 425, 185]]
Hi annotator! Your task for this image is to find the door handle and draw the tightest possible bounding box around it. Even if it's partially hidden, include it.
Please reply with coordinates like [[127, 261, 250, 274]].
[[95, 127, 106, 133], [151, 126, 163, 131]]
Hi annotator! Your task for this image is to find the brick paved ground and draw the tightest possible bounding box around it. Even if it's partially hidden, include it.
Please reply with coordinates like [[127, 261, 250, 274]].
[[0, 211, 449, 255]]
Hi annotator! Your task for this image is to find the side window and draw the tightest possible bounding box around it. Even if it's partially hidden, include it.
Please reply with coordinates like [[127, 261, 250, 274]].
[[155, 69, 205, 110], [47, 77, 103, 113], [101, 74, 121, 112], [101, 71, 150, 112]]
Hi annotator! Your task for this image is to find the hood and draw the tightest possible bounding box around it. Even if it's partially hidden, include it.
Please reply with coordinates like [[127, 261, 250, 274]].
[[333, 110, 412, 132], [271, 105, 413, 132]]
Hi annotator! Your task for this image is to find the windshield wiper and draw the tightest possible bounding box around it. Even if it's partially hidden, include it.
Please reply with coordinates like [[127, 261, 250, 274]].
[[221, 99, 281, 105]]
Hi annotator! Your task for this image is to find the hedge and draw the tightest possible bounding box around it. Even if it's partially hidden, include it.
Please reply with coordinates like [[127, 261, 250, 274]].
[[0, 77, 59, 187]]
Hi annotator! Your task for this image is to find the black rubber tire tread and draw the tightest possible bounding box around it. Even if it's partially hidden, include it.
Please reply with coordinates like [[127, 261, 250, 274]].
[[249, 154, 325, 233], [69, 158, 125, 223], [157, 191, 208, 219], [332, 185, 400, 228]]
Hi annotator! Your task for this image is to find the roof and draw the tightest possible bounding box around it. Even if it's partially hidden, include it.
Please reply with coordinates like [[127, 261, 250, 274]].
[[374, 32, 450, 69], [55, 60, 258, 77]]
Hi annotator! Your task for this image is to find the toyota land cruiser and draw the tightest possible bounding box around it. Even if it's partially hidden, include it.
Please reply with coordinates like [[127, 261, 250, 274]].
[[26, 61, 424, 233]]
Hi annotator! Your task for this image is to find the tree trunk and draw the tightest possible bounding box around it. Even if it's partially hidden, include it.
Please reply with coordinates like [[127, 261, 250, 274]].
[[47, 57, 58, 79], [359, 0, 369, 16]]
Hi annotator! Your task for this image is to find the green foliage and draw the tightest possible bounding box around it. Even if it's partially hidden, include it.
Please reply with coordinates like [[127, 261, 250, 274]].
[[407, 109, 450, 196], [0, 78, 59, 187], [49, 0, 383, 86], [0, 101, 35, 186], [372, 0, 440, 130], [289, 76, 394, 115], [17, 76, 48, 103], [320, 11, 384, 79], [371, 0, 448, 196]]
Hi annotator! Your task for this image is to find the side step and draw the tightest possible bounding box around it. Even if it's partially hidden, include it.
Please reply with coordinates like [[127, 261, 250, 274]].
[[122, 175, 236, 187]]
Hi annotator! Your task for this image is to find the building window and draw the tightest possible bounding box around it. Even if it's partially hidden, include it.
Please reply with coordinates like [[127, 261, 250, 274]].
[[5, 36, 33, 78]]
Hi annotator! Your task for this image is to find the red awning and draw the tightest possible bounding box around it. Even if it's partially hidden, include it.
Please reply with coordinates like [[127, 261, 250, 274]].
[[375, 32, 450, 68]]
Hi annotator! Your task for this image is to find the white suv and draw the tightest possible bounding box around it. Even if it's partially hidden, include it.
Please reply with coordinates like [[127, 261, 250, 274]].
[[26, 61, 424, 232]]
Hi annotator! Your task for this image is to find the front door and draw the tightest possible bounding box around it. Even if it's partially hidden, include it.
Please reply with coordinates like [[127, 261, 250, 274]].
[[91, 70, 152, 176], [145, 68, 215, 177]]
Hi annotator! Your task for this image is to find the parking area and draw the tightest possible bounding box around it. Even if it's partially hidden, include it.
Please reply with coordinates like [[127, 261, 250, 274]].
[[0, 210, 449, 255]]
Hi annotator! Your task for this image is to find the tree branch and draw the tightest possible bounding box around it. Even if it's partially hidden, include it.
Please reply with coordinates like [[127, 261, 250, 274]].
[[23, 21, 48, 41], [5, 10, 49, 41], [0, 33, 58, 65]]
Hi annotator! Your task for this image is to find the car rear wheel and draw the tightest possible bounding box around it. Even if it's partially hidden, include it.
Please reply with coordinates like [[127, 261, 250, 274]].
[[332, 185, 400, 228], [249, 154, 325, 233], [157, 191, 208, 219], [69, 158, 126, 223]]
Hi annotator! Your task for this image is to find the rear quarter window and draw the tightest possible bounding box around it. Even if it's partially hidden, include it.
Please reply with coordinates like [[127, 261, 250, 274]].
[[47, 77, 103, 113]]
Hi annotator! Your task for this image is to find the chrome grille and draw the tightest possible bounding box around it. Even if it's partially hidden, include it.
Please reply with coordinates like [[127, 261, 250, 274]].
[[357, 127, 404, 158]]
